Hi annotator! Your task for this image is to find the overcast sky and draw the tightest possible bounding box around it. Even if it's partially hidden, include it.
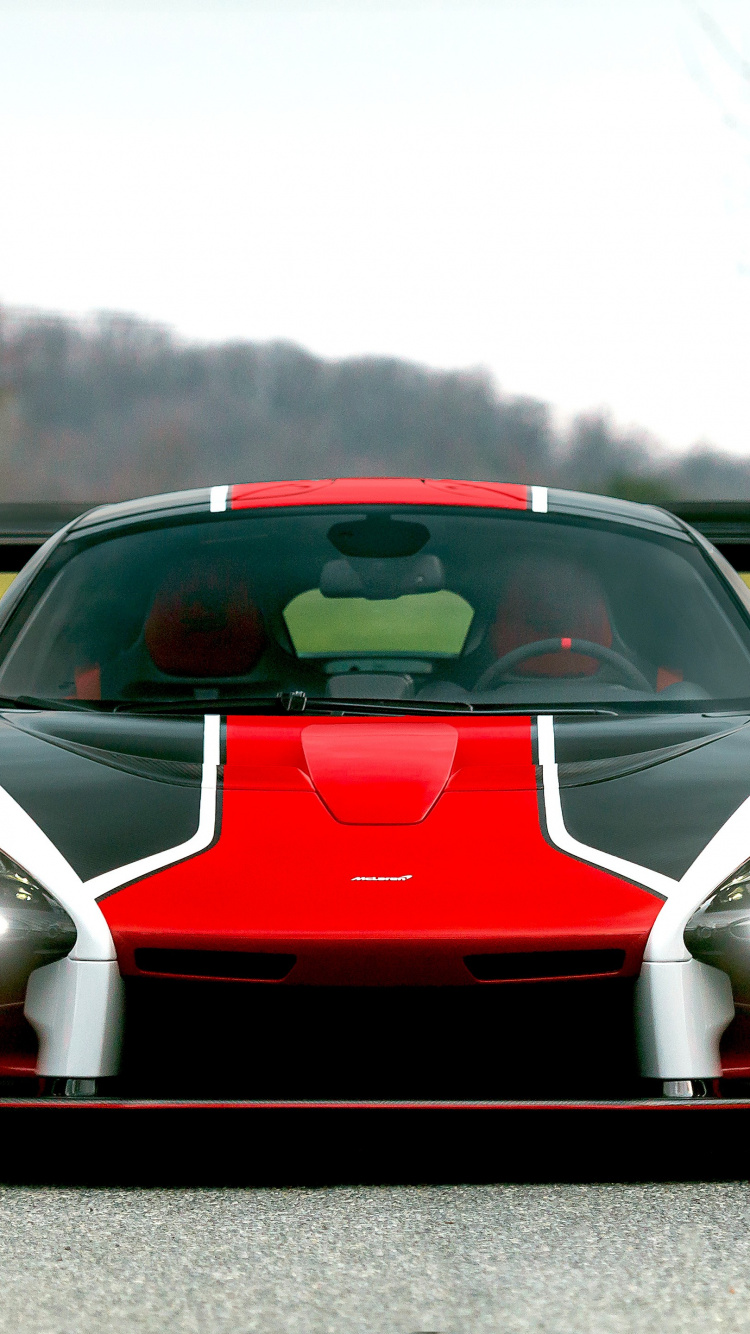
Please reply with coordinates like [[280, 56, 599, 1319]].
[[2, 0, 750, 454]]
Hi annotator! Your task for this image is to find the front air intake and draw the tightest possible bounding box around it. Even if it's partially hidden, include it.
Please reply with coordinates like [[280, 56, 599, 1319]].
[[464, 949, 626, 981], [119, 977, 641, 1098], [134, 949, 296, 981]]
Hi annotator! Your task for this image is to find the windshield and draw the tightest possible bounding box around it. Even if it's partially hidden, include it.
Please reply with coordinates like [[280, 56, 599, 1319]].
[[1, 504, 749, 710]]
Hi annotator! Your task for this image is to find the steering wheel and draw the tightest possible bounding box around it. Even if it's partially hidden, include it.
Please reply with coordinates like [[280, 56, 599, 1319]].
[[474, 637, 653, 693]]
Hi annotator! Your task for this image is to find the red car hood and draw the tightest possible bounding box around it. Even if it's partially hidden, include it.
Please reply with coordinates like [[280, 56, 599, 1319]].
[[101, 715, 662, 984]]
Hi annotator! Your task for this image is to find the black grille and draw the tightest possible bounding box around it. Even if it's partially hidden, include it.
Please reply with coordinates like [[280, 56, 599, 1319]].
[[464, 950, 626, 981], [118, 976, 640, 1100], [134, 949, 296, 981]]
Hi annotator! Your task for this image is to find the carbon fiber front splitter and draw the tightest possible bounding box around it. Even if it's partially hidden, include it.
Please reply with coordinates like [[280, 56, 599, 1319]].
[[2, 1097, 750, 1110]]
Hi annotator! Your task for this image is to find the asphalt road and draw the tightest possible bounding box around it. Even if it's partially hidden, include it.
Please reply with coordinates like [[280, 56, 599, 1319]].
[[2, 1174, 750, 1333]]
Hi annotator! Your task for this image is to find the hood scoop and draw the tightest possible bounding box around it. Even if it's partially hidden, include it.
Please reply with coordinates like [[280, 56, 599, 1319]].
[[301, 722, 457, 824]]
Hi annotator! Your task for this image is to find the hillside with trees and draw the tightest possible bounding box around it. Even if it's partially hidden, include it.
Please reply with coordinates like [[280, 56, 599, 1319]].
[[1, 306, 747, 503]]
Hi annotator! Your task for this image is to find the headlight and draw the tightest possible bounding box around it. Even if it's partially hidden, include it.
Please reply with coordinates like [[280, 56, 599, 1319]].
[[0, 852, 77, 1005], [685, 858, 750, 1005]]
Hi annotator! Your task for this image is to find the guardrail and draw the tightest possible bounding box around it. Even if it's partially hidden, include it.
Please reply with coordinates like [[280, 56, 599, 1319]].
[[0, 503, 91, 596], [669, 504, 750, 583]]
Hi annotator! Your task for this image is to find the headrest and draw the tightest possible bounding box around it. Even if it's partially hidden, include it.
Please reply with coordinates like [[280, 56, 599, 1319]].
[[145, 560, 267, 677], [492, 556, 611, 677], [320, 554, 444, 600]]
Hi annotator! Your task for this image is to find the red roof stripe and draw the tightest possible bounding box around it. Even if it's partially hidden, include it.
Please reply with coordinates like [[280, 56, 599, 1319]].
[[229, 478, 529, 510]]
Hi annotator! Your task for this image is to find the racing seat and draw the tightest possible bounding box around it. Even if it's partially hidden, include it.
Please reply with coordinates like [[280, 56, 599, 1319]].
[[490, 555, 612, 677], [93, 561, 270, 697], [144, 560, 268, 677]]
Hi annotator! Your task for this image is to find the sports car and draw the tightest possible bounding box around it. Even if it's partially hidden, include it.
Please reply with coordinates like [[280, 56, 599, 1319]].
[[2, 476, 750, 1105]]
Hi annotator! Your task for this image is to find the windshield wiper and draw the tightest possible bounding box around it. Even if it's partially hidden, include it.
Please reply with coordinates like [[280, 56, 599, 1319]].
[[317, 700, 618, 716], [471, 705, 620, 717], [113, 693, 620, 718], [306, 696, 476, 715], [0, 693, 104, 713], [113, 694, 287, 715], [114, 692, 478, 716], [114, 693, 477, 716]]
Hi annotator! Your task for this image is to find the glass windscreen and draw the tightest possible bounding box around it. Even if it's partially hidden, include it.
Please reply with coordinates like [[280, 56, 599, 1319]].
[[1, 504, 750, 708]]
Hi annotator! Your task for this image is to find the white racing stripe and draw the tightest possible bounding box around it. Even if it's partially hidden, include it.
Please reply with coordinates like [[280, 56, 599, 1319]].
[[537, 715, 677, 899], [530, 486, 548, 513], [87, 714, 221, 900], [0, 786, 114, 959], [209, 484, 229, 513], [644, 793, 750, 961]]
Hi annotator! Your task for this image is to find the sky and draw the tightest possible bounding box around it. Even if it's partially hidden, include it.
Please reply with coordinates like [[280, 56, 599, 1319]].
[[1, 0, 750, 455]]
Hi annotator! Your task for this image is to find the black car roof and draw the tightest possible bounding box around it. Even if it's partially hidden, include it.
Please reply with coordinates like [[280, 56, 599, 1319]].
[[0, 485, 698, 553], [546, 488, 687, 537], [70, 488, 211, 536], [62, 482, 690, 540]]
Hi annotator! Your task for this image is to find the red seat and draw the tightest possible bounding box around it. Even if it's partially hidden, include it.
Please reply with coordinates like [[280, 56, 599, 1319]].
[[491, 556, 612, 677], [145, 560, 267, 678]]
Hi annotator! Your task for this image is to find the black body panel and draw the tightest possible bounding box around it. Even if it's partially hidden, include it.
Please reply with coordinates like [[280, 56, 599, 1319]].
[[0, 713, 205, 881], [555, 714, 750, 879], [14, 712, 206, 762]]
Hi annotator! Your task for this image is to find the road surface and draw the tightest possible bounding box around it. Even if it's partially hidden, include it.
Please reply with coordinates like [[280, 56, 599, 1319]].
[[1, 1176, 749, 1332]]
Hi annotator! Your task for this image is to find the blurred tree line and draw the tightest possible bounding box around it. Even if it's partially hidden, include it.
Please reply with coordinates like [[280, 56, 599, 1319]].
[[1, 306, 748, 502]]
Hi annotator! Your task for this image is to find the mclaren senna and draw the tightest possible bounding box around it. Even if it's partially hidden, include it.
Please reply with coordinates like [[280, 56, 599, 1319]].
[[0, 479, 749, 1108]]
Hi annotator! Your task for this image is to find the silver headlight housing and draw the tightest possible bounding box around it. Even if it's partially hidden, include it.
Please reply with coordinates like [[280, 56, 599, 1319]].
[[0, 852, 77, 1005], [685, 858, 750, 1006]]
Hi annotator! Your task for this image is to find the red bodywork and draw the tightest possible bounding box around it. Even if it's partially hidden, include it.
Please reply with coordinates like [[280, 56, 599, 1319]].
[[229, 477, 530, 511], [102, 716, 662, 985]]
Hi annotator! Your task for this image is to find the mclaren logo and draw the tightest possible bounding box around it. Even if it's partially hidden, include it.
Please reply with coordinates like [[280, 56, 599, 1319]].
[[351, 875, 413, 882]]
